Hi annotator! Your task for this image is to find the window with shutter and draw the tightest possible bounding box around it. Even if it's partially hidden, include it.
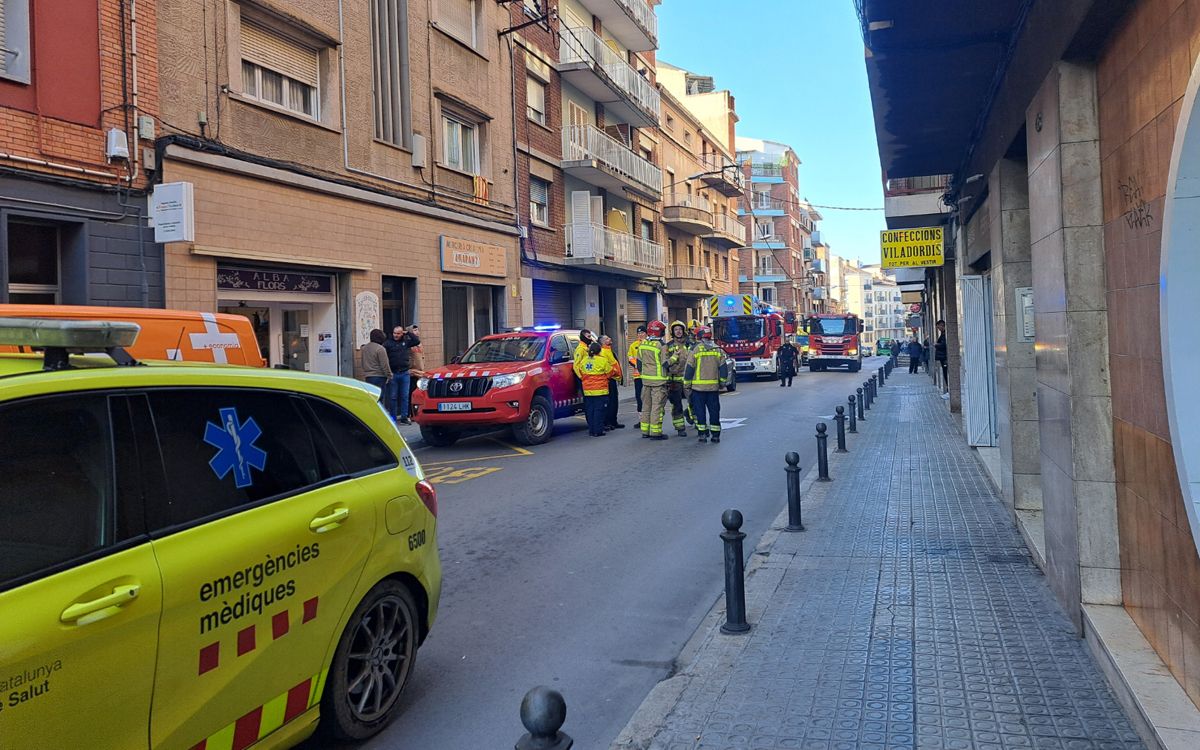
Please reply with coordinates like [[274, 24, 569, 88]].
[[526, 76, 546, 125], [529, 178, 550, 226], [1, 0, 31, 83], [240, 21, 320, 119], [436, 0, 477, 48]]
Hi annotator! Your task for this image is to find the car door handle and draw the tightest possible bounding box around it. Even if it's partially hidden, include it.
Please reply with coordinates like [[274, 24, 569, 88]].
[[310, 507, 350, 533], [61, 584, 140, 625]]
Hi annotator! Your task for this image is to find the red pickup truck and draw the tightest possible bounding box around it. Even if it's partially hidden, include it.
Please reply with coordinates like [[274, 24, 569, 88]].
[[412, 327, 586, 447]]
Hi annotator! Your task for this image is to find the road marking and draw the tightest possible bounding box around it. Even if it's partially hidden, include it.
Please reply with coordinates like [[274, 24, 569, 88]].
[[421, 437, 532, 467], [719, 418, 748, 430], [425, 465, 503, 485]]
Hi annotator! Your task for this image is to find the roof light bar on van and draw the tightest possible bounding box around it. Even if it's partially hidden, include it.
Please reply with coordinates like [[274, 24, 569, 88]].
[[0, 318, 141, 370], [532, 324, 562, 331]]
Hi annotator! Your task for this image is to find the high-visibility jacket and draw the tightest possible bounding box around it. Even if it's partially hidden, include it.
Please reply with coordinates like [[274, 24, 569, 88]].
[[601, 345, 622, 383], [685, 343, 729, 392], [665, 321, 688, 381], [574, 340, 590, 369], [637, 337, 670, 385], [627, 338, 644, 379], [574, 354, 613, 396]]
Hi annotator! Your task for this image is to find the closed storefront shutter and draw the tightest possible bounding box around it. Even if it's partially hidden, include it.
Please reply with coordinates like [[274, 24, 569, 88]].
[[533, 280, 573, 326], [626, 291, 651, 322]]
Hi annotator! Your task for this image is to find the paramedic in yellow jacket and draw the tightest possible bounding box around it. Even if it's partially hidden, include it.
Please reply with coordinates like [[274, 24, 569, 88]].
[[664, 320, 689, 436], [637, 320, 670, 440], [600, 334, 624, 430], [685, 326, 730, 443], [574, 341, 613, 437]]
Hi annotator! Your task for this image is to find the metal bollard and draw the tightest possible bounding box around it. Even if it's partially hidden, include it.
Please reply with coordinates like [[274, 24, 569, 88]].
[[879, 366, 886, 385], [816, 423, 831, 481], [857, 386, 867, 420], [515, 686, 573, 750], [785, 452, 804, 532], [834, 406, 848, 453], [848, 395, 858, 433], [720, 509, 750, 634], [863, 381, 872, 410]]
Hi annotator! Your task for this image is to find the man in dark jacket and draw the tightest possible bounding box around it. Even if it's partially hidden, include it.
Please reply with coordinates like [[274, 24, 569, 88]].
[[934, 320, 948, 390], [907, 338, 924, 374], [384, 325, 420, 423]]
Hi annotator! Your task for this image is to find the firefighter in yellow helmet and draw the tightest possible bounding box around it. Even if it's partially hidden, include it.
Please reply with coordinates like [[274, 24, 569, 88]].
[[664, 320, 689, 436], [685, 325, 729, 443], [637, 320, 670, 440]]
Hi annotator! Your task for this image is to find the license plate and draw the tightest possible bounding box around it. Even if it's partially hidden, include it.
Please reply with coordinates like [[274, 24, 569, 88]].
[[735, 363, 753, 371], [437, 402, 472, 412]]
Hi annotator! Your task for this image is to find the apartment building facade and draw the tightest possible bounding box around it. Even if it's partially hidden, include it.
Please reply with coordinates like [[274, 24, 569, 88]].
[[1, 0, 162, 308], [655, 84, 743, 323], [155, 0, 523, 373], [735, 138, 810, 315], [504, 0, 664, 350]]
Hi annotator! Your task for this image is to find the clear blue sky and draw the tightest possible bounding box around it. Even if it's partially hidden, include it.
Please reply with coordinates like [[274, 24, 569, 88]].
[[657, 0, 886, 265]]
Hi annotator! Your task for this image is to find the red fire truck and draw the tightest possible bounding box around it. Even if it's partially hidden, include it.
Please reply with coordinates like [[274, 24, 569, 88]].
[[805, 314, 864, 372], [708, 294, 795, 379]]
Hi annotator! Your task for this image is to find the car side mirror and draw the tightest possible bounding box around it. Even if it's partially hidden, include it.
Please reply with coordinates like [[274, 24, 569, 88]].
[[451, 354, 462, 364]]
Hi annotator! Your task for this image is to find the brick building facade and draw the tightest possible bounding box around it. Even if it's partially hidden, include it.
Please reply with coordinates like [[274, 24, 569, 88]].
[[0, 0, 162, 307]]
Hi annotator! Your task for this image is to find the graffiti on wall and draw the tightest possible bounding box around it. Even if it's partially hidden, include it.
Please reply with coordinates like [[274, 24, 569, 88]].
[[1119, 176, 1155, 229]]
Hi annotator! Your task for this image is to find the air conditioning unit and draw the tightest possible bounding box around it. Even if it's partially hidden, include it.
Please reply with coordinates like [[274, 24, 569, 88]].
[[411, 134, 427, 169], [106, 129, 130, 161]]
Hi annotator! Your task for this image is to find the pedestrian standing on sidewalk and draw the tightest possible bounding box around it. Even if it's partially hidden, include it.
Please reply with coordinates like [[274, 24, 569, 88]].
[[637, 321, 670, 440], [575, 341, 612, 437], [360, 329, 391, 403], [934, 320, 948, 391], [384, 325, 419, 424], [600, 335, 625, 430], [922, 337, 932, 373], [685, 326, 729, 443], [777, 336, 800, 387], [628, 325, 647, 413], [574, 329, 595, 368], [907, 338, 924, 374]]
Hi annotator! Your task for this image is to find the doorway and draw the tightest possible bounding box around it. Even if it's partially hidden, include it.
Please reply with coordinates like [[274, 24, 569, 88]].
[[218, 301, 336, 374]]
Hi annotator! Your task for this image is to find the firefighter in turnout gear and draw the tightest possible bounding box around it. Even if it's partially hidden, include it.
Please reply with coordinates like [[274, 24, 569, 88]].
[[665, 321, 690, 436], [638, 320, 671, 440], [685, 326, 729, 442]]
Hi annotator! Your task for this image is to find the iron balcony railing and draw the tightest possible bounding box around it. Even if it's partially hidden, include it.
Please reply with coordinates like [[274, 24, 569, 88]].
[[750, 194, 787, 211], [665, 193, 712, 213], [700, 153, 745, 190], [749, 163, 784, 178], [667, 264, 711, 283], [565, 222, 664, 271], [559, 25, 660, 120], [709, 213, 746, 244], [884, 173, 952, 197], [611, 0, 657, 43], [562, 125, 662, 194]]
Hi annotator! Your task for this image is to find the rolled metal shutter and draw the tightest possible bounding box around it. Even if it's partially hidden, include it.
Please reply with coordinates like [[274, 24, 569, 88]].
[[961, 275, 997, 447], [241, 21, 319, 85], [626, 291, 650, 322], [533, 280, 573, 326]]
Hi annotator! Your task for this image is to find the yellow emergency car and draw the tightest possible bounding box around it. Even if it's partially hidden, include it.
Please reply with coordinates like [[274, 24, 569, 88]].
[[0, 318, 440, 749]]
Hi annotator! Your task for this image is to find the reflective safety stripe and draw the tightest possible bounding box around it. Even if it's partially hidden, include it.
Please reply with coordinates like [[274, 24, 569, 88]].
[[639, 341, 669, 383], [690, 350, 723, 386], [188, 669, 327, 750]]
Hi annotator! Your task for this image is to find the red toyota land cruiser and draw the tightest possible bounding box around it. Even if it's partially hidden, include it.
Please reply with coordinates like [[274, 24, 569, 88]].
[[412, 327, 586, 447]]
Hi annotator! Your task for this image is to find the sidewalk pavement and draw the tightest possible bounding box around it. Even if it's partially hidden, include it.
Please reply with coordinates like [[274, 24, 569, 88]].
[[614, 373, 1143, 750]]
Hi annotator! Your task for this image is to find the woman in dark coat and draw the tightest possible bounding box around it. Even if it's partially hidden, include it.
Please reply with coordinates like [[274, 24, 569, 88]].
[[777, 337, 800, 387]]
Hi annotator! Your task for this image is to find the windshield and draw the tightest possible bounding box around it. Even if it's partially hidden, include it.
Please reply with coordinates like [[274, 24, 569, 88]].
[[713, 317, 765, 342], [807, 318, 857, 336], [460, 336, 546, 363]]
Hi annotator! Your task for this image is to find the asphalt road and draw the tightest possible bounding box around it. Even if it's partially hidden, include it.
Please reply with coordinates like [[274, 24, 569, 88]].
[[319, 358, 889, 750]]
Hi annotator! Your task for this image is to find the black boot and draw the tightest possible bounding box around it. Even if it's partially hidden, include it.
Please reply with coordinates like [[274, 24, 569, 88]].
[[711, 434, 721, 443]]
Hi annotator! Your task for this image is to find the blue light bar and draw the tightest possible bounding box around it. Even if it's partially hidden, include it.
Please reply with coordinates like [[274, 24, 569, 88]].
[[533, 324, 562, 331]]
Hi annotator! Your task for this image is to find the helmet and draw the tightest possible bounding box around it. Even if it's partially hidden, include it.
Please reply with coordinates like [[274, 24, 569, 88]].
[[646, 320, 666, 337], [697, 325, 713, 340], [670, 320, 687, 338]]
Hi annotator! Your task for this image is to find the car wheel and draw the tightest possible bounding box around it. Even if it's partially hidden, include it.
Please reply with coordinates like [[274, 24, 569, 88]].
[[726, 377, 737, 393], [321, 581, 420, 741], [419, 425, 460, 447], [512, 394, 553, 445]]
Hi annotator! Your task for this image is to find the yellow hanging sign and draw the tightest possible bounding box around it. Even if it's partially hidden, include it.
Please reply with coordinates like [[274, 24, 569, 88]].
[[880, 227, 945, 269]]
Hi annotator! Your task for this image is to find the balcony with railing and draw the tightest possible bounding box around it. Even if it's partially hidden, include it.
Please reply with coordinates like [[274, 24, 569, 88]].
[[811, 286, 827, 300], [565, 222, 664, 277], [883, 173, 952, 222], [810, 258, 827, 274], [705, 212, 746, 248], [740, 193, 786, 216], [884, 173, 952, 197], [575, 0, 657, 51], [558, 25, 660, 128], [748, 163, 784, 182], [562, 125, 662, 200], [662, 194, 713, 235], [699, 153, 744, 197], [753, 260, 786, 283], [664, 263, 713, 296]]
